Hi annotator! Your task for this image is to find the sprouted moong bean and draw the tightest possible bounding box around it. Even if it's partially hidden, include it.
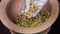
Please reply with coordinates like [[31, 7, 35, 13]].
[[13, 0, 50, 27], [13, 10, 50, 27]]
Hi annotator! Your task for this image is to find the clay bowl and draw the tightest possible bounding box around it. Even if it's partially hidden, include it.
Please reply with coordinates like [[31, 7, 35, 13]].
[[0, 0, 59, 33]]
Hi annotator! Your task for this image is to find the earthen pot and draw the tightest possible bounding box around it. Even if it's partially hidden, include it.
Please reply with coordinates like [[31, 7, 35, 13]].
[[0, 0, 59, 34]]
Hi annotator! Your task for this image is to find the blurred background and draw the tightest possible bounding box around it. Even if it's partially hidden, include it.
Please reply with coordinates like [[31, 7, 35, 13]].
[[0, 0, 60, 34]]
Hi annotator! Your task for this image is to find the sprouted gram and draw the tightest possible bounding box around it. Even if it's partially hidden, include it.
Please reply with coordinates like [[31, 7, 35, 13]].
[[13, 0, 49, 27], [13, 10, 50, 27]]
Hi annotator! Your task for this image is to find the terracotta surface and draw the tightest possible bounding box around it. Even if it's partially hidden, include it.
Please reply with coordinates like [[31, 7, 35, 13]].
[[0, 0, 59, 34], [6, 0, 24, 18]]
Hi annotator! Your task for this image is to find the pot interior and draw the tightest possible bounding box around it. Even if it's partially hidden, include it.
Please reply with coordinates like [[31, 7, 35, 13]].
[[6, 0, 51, 27]]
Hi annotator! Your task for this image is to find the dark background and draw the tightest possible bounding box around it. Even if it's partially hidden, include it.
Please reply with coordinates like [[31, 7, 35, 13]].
[[0, 0, 60, 34]]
